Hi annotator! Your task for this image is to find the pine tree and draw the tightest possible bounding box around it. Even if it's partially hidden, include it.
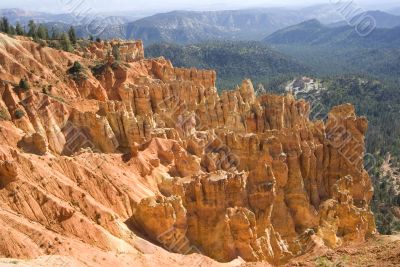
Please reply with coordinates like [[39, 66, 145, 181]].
[[112, 45, 121, 61], [28, 20, 37, 38], [15, 22, 25, 35], [51, 27, 60, 40], [60, 33, 73, 52], [1, 17, 10, 34], [37, 24, 49, 40], [68, 26, 77, 44], [9, 25, 16, 35]]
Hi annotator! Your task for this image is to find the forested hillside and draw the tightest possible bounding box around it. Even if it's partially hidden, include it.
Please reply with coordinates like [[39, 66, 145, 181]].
[[146, 41, 310, 89]]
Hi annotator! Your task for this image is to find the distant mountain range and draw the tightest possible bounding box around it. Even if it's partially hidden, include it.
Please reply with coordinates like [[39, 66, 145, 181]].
[[388, 7, 400, 16], [0, 8, 78, 24], [0, 8, 130, 38], [2, 6, 400, 46], [330, 10, 400, 28], [264, 19, 400, 48], [123, 6, 346, 45], [0, 5, 345, 45]]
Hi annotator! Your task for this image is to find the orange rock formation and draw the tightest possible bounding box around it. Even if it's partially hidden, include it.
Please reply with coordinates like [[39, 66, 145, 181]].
[[0, 33, 375, 266]]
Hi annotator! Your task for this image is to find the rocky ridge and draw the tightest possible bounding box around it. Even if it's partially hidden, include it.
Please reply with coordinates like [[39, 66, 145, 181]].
[[0, 33, 375, 266]]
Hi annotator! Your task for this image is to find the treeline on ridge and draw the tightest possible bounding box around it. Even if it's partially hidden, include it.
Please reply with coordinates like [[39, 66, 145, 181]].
[[0, 17, 101, 52]]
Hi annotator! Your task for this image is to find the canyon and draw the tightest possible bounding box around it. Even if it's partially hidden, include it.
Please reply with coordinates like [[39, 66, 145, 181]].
[[0, 33, 377, 266]]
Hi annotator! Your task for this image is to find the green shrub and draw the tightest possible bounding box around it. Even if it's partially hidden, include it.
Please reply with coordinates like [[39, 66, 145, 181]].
[[19, 79, 30, 91], [68, 61, 87, 81], [90, 63, 107, 77], [48, 40, 61, 50], [14, 109, 25, 119], [69, 61, 83, 74], [0, 107, 10, 120], [37, 39, 47, 48], [42, 86, 49, 94], [315, 256, 333, 267]]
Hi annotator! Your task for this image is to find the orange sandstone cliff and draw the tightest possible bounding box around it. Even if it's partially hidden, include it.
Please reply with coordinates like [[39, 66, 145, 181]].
[[0, 33, 375, 266]]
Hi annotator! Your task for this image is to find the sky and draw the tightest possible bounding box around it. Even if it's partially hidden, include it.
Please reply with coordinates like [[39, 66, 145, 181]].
[[0, 0, 398, 13]]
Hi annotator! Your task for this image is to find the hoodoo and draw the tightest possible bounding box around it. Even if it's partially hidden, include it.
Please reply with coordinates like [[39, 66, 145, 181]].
[[0, 33, 375, 266]]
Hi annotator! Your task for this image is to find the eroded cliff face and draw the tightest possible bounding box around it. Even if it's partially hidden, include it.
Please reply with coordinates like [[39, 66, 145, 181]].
[[0, 33, 375, 266]]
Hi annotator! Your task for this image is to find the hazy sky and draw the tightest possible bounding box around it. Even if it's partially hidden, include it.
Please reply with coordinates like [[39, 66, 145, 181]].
[[0, 0, 398, 13]]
